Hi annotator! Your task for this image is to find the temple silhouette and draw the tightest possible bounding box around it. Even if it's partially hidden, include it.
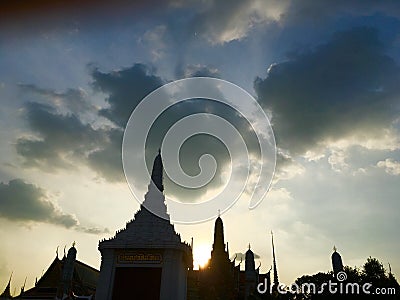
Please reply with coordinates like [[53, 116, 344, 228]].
[[1, 153, 396, 299]]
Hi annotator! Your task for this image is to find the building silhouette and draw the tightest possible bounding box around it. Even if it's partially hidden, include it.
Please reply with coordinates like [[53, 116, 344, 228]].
[[1, 153, 282, 300], [188, 214, 272, 300], [0, 244, 99, 299], [95, 151, 192, 300], [331, 246, 344, 275]]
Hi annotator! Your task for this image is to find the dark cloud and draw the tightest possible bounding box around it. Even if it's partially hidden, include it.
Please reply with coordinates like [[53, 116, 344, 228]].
[[254, 27, 400, 156], [16, 63, 264, 202], [90, 63, 260, 201], [284, 0, 400, 24], [15, 104, 124, 182], [231, 251, 261, 262], [175, 64, 220, 79], [0, 179, 110, 234], [92, 63, 164, 128], [0, 179, 78, 227], [18, 84, 95, 115], [87, 128, 124, 182], [16, 102, 106, 170], [16, 65, 163, 182]]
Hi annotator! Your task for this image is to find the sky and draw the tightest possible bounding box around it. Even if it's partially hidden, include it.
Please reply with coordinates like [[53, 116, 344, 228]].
[[1, 0, 400, 294]]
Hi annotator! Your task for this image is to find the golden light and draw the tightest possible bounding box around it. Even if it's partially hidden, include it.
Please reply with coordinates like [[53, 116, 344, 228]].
[[193, 244, 211, 269]]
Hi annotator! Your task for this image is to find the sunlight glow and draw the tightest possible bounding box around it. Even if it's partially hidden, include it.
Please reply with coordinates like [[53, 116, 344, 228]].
[[193, 244, 211, 269]]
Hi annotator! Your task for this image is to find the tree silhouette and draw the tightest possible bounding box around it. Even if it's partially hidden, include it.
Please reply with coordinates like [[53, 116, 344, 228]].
[[292, 257, 399, 300]]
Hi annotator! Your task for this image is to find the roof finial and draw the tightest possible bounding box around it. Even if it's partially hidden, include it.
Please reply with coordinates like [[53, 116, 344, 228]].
[[72, 241, 76, 247], [63, 245, 66, 258], [271, 230, 279, 287], [248, 243, 251, 250], [56, 246, 59, 258], [218, 209, 220, 217], [333, 245, 337, 252], [21, 276, 27, 294]]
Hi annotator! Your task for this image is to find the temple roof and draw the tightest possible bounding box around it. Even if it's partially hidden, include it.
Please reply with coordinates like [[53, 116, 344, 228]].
[[20, 256, 99, 298], [99, 152, 190, 251]]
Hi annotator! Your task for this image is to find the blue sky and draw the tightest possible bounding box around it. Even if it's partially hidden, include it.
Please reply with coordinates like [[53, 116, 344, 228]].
[[0, 0, 400, 293]]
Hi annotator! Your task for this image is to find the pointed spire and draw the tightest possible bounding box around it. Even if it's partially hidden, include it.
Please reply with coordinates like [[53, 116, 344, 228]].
[[63, 245, 66, 258], [56, 246, 59, 258], [271, 231, 279, 287], [332, 246, 343, 274], [248, 243, 251, 250], [212, 215, 225, 253], [142, 152, 169, 220], [151, 149, 164, 192], [20, 276, 27, 295], [0, 272, 12, 298]]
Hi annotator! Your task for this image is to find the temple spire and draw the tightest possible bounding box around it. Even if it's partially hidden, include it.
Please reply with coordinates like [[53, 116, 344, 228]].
[[271, 231, 279, 287], [141, 151, 169, 220], [20, 276, 27, 295], [332, 246, 344, 274], [212, 216, 225, 253], [1, 272, 12, 298], [151, 149, 164, 193]]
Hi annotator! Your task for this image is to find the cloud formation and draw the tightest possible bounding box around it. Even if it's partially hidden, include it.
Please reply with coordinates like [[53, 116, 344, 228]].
[[17, 63, 265, 202], [377, 158, 400, 175], [175, 64, 220, 79], [16, 102, 106, 171], [0, 179, 78, 227], [92, 63, 164, 128], [255, 27, 400, 157], [18, 84, 95, 115], [0, 179, 109, 234], [185, 0, 288, 44]]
